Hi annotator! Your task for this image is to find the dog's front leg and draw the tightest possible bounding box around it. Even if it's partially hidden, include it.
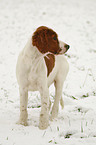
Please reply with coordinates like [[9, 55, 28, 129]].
[[39, 88, 49, 130], [18, 87, 28, 126]]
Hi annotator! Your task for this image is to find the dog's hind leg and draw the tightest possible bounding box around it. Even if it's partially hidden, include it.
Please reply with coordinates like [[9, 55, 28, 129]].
[[50, 80, 63, 120]]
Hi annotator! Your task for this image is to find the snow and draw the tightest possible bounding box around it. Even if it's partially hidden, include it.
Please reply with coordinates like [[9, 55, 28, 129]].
[[0, 0, 96, 144]]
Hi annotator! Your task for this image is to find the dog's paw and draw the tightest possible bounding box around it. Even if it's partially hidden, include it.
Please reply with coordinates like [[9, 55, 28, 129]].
[[39, 121, 49, 130], [50, 107, 58, 121], [16, 120, 28, 126], [39, 114, 49, 130]]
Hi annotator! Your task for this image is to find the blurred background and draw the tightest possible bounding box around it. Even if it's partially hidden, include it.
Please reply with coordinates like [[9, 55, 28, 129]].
[[0, 0, 96, 144]]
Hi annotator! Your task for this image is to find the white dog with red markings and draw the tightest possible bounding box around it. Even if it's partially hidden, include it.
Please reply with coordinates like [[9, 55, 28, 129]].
[[16, 26, 69, 129]]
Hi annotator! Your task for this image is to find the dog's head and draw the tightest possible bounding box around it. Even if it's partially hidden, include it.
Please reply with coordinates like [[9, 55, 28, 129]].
[[32, 26, 70, 54]]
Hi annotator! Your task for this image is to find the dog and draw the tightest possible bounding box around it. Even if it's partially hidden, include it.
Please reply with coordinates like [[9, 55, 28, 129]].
[[16, 26, 69, 129]]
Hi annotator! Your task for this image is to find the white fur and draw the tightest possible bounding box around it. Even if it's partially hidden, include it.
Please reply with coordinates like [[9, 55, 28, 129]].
[[16, 37, 69, 129]]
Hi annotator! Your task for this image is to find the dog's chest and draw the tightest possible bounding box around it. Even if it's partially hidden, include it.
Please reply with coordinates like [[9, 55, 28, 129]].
[[27, 54, 56, 90], [44, 54, 55, 77], [27, 57, 47, 90]]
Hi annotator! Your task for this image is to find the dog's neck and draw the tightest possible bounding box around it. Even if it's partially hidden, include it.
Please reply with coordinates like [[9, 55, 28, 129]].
[[23, 37, 42, 59]]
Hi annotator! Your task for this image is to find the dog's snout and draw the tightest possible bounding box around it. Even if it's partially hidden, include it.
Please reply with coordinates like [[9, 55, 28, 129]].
[[65, 44, 70, 50]]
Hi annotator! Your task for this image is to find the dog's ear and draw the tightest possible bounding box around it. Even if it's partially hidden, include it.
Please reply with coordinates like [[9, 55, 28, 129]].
[[32, 26, 49, 53], [32, 26, 60, 54]]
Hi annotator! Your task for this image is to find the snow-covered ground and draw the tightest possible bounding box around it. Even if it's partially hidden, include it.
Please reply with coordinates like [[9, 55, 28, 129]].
[[0, 0, 96, 144]]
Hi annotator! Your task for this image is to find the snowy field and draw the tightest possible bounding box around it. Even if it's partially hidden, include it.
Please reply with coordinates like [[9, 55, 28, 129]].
[[0, 0, 96, 144]]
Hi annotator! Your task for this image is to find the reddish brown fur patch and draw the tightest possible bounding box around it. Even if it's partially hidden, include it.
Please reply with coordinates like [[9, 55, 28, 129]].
[[32, 26, 61, 54], [44, 54, 55, 76]]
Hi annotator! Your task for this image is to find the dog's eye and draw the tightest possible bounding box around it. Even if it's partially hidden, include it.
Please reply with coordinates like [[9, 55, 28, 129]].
[[53, 36, 57, 40], [54, 51, 57, 54]]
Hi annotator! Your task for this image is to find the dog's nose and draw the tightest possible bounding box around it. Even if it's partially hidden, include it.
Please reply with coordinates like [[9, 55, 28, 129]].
[[65, 44, 70, 50]]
